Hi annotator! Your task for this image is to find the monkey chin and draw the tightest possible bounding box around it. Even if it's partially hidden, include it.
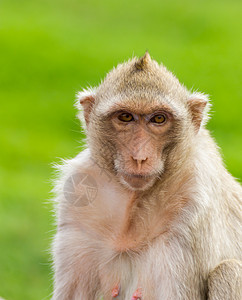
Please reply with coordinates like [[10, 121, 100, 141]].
[[119, 173, 156, 191]]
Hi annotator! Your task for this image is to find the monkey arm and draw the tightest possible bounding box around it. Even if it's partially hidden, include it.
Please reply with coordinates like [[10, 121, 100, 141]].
[[52, 226, 101, 300], [207, 259, 242, 300]]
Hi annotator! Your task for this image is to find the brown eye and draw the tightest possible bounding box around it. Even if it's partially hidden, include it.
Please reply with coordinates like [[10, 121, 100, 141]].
[[150, 114, 166, 124], [118, 113, 134, 122]]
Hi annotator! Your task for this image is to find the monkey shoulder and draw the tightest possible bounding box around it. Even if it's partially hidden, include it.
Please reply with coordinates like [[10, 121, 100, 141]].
[[53, 148, 101, 202], [54, 148, 129, 224]]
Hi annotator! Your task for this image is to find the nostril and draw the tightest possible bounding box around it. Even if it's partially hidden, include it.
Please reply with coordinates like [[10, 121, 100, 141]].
[[131, 156, 148, 162]]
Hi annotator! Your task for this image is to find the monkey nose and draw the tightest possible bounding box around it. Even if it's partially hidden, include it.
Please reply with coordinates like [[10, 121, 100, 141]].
[[131, 156, 148, 171]]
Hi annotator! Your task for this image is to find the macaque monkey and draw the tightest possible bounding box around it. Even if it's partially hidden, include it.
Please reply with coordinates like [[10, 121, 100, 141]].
[[52, 53, 242, 299]]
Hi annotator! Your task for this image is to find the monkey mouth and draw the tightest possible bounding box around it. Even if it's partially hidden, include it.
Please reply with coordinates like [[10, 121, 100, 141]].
[[120, 171, 154, 179], [119, 172, 155, 190]]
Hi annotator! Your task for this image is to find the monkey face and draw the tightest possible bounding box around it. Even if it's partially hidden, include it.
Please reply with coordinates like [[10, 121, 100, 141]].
[[83, 93, 195, 192], [103, 104, 179, 191]]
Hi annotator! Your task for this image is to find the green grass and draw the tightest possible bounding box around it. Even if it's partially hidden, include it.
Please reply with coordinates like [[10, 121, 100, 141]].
[[0, 0, 241, 299]]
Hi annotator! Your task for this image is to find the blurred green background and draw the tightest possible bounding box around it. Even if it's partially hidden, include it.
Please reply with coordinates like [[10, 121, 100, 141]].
[[0, 0, 241, 299]]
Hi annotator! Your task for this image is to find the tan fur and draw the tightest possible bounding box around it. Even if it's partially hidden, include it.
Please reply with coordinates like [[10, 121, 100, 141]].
[[208, 260, 242, 299], [52, 53, 242, 299]]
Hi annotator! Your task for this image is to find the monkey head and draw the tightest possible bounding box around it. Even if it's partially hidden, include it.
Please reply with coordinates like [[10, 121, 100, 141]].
[[77, 53, 209, 191]]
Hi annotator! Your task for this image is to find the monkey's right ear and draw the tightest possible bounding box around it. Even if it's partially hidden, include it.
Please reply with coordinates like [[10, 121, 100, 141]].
[[76, 88, 96, 125]]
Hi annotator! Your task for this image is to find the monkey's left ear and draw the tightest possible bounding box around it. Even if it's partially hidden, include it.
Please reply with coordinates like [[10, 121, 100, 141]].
[[187, 93, 210, 131], [76, 88, 96, 126]]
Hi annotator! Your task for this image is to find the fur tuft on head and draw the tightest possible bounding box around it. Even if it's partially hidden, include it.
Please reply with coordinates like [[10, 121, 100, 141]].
[[134, 51, 151, 71]]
